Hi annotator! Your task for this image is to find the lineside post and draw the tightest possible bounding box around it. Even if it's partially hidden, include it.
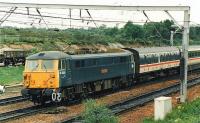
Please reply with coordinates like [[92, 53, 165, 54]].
[[180, 9, 190, 103]]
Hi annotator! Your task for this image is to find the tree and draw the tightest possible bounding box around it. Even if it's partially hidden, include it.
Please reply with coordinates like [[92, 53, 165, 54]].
[[122, 21, 144, 40], [82, 99, 118, 123]]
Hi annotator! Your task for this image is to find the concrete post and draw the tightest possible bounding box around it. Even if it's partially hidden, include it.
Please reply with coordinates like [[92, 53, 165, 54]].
[[170, 31, 174, 46], [180, 10, 190, 103]]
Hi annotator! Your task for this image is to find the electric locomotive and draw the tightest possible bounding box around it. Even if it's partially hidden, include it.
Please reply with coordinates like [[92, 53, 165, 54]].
[[21, 51, 135, 104]]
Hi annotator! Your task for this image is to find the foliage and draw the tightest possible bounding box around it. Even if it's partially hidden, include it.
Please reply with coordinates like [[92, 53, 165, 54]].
[[0, 19, 200, 47], [121, 21, 144, 40], [143, 98, 200, 123], [0, 66, 24, 85], [82, 99, 119, 123]]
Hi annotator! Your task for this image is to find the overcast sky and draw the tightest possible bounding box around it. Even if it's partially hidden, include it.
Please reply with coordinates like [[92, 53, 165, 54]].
[[0, 0, 199, 28]]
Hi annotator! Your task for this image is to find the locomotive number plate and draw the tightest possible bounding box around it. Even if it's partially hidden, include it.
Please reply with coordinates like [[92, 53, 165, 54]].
[[101, 68, 108, 74]]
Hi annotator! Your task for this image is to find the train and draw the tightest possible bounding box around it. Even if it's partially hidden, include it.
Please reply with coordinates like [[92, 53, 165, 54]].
[[0, 48, 27, 66], [21, 46, 200, 104]]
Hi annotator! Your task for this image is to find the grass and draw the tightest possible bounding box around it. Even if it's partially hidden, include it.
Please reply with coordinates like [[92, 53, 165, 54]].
[[0, 66, 24, 85], [143, 98, 200, 123]]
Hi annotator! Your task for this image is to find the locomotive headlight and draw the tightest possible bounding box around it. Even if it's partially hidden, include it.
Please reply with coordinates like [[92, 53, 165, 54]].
[[24, 80, 30, 87], [23, 74, 27, 80], [50, 74, 55, 78], [23, 73, 31, 87]]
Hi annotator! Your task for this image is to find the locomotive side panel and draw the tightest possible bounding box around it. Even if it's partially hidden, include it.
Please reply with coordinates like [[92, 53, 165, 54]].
[[70, 53, 135, 85]]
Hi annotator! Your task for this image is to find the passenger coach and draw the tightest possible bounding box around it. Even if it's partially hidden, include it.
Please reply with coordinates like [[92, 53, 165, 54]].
[[124, 47, 180, 80]]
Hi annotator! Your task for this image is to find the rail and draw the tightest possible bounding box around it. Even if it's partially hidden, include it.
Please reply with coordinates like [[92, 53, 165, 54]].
[[0, 96, 27, 106], [60, 76, 200, 123]]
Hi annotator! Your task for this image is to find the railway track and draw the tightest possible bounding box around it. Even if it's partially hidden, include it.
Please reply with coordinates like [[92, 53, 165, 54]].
[[60, 76, 200, 123], [0, 96, 28, 106], [0, 103, 56, 122], [1, 72, 200, 122]]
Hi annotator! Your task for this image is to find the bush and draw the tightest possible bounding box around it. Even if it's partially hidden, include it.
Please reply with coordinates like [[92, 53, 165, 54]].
[[82, 99, 119, 123]]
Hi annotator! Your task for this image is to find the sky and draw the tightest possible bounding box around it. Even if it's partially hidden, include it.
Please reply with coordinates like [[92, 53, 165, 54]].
[[0, 0, 199, 28]]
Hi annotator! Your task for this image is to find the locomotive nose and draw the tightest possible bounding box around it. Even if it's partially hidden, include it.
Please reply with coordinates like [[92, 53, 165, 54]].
[[23, 72, 58, 89]]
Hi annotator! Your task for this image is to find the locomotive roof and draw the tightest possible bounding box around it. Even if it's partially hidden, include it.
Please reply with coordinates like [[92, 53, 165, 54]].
[[27, 51, 69, 60], [130, 46, 180, 54], [71, 51, 132, 59]]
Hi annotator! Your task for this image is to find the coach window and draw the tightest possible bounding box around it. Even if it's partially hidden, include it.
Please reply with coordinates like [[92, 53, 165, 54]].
[[195, 52, 197, 57], [174, 53, 177, 60], [171, 53, 174, 60], [152, 54, 157, 63], [143, 55, 147, 64], [196, 52, 199, 57], [139, 55, 144, 64], [197, 52, 200, 57], [192, 52, 194, 57], [160, 54, 164, 62], [59, 59, 66, 70], [190, 52, 193, 58], [165, 54, 169, 61]]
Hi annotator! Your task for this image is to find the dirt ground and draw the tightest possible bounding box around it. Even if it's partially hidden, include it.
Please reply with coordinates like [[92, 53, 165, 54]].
[[0, 85, 22, 99], [119, 84, 200, 123]]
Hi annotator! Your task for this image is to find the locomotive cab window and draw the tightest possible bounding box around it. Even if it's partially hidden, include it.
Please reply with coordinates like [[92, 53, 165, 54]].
[[26, 60, 39, 71], [59, 59, 66, 70], [41, 60, 54, 70]]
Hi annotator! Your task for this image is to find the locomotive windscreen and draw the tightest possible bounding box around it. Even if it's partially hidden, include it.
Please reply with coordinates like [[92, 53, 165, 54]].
[[26, 60, 55, 71]]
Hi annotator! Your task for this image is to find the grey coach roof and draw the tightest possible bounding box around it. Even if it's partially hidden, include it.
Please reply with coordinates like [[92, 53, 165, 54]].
[[132, 46, 180, 54], [27, 51, 69, 60]]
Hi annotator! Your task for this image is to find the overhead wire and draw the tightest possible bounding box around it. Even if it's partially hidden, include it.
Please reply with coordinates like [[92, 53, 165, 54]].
[[0, 9, 148, 24], [36, 8, 49, 29], [0, 7, 17, 26], [4, 19, 96, 28], [142, 10, 172, 46], [143, 10, 163, 39], [85, 9, 98, 28]]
